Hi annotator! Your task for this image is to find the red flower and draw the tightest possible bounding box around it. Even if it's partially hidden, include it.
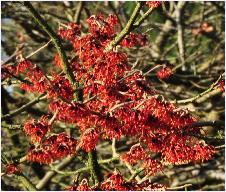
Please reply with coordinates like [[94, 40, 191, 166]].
[[156, 66, 173, 80], [162, 135, 215, 164], [121, 143, 146, 164], [139, 181, 166, 191], [48, 74, 74, 100], [143, 158, 163, 175], [23, 116, 50, 143], [58, 22, 81, 42], [19, 63, 49, 93], [66, 179, 92, 191], [5, 164, 21, 175], [80, 129, 99, 152], [27, 133, 77, 164], [77, 179, 92, 191], [121, 33, 147, 47], [16, 60, 33, 74], [146, 1, 162, 8], [218, 79, 225, 92], [86, 14, 118, 39], [1, 64, 15, 79]]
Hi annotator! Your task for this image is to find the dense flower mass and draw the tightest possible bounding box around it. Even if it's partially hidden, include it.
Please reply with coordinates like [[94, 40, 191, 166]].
[[80, 129, 99, 152], [52, 14, 215, 171], [67, 172, 166, 191], [58, 23, 81, 41], [26, 133, 77, 164], [23, 116, 50, 143], [143, 158, 163, 175], [42, 14, 216, 168], [121, 143, 146, 164], [8, 13, 215, 183]]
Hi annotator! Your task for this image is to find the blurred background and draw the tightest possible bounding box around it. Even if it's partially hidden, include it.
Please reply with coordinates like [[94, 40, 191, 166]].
[[1, 1, 225, 191]]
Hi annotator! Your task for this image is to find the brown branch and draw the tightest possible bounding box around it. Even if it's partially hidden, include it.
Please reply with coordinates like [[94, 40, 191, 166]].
[[23, 2, 80, 101], [172, 73, 224, 104], [2, 94, 47, 121], [105, 2, 144, 51]]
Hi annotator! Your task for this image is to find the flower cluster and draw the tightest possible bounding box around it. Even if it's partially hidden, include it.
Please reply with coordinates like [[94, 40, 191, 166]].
[[5, 164, 21, 175], [27, 133, 77, 164], [143, 158, 163, 175], [23, 116, 50, 143], [218, 79, 225, 92], [146, 1, 162, 8], [67, 171, 166, 191], [51, 14, 215, 170], [156, 66, 173, 80], [121, 143, 146, 165], [80, 129, 99, 152], [16, 14, 215, 178], [192, 22, 214, 36], [17, 60, 49, 93], [15, 59, 74, 100], [67, 179, 91, 191], [1, 64, 16, 80], [58, 23, 81, 41], [86, 14, 118, 40], [121, 33, 147, 47], [48, 73, 74, 100]]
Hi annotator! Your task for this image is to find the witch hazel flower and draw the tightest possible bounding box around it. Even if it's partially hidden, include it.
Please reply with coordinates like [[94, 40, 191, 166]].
[[5, 163, 21, 175], [27, 133, 77, 164], [143, 158, 163, 175], [156, 66, 173, 80], [58, 22, 81, 42], [66, 178, 92, 191], [120, 33, 147, 48], [18, 13, 216, 178], [80, 128, 99, 152], [48, 73, 74, 100], [18, 61, 49, 93], [146, 1, 163, 8], [121, 143, 146, 165], [218, 79, 225, 92], [23, 116, 50, 143]]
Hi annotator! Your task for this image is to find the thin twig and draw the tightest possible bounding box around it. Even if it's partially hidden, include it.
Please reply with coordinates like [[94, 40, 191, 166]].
[[175, 2, 186, 70], [128, 168, 144, 182], [105, 2, 144, 51], [190, 120, 225, 128], [1, 44, 24, 65], [15, 174, 38, 191], [51, 157, 119, 176], [1, 124, 22, 130], [74, 1, 83, 24], [2, 94, 47, 121], [112, 138, 118, 158], [167, 183, 192, 190], [132, 7, 154, 29], [48, 110, 59, 126], [23, 2, 80, 101], [143, 64, 163, 76], [172, 73, 224, 104], [25, 40, 52, 59], [36, 156, 74, 190]]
